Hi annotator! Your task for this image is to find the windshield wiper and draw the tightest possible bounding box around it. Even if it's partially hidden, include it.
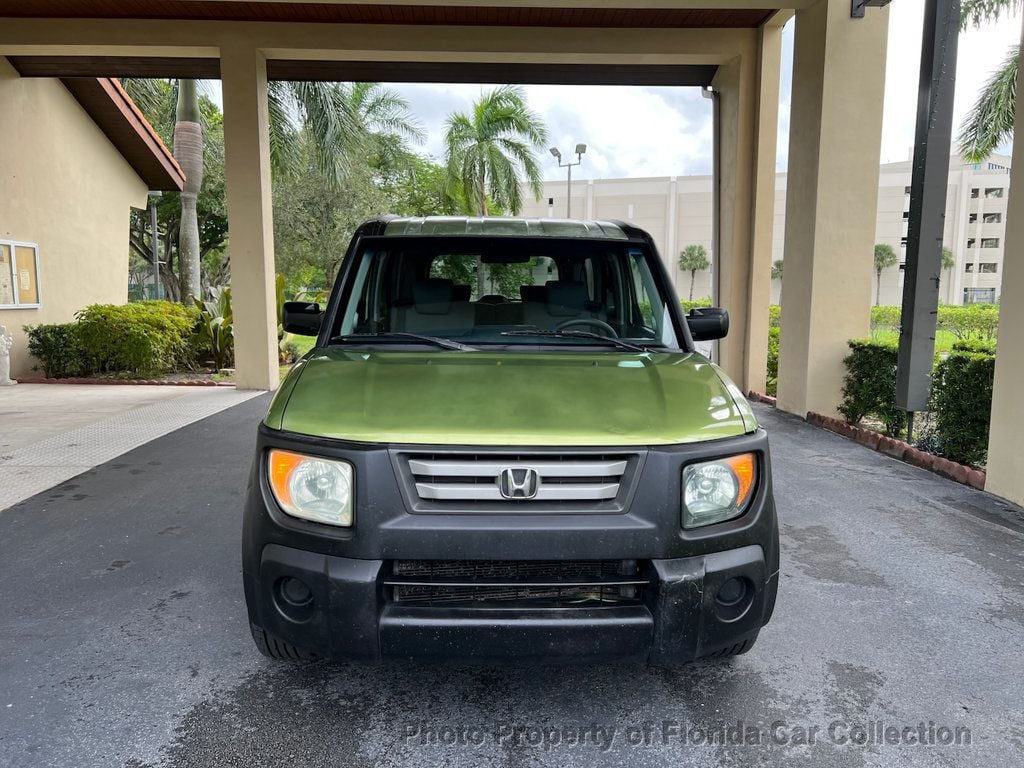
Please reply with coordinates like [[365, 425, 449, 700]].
[[500, 329, 650, 353], [329, 332, 477, 352]]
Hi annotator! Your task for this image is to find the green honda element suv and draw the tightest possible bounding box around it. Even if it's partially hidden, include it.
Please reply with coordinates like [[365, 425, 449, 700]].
[[243, 216, 778, 664]]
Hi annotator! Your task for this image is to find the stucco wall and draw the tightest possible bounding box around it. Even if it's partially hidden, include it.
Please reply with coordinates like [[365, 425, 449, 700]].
[[0, 58, 148, 378]]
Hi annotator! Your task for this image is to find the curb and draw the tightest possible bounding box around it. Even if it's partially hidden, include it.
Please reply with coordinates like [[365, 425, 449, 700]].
[[16, 377, 235, 387], [805, 410, 985, 491], [747, 391, 777, 406]]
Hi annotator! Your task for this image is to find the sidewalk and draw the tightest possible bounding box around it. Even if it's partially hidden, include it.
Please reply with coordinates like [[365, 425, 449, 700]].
[[0, 384, 262, 511]]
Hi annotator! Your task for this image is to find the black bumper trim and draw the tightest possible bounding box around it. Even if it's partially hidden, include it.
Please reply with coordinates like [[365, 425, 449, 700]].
[[247, 543, 774, 665]]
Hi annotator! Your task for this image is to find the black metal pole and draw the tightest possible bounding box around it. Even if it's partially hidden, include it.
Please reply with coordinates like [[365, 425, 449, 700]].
[[895, 0, 960, 413]]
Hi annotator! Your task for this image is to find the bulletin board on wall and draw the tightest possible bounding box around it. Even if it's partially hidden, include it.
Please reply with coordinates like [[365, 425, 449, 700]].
[[0, 241, 40, 308]]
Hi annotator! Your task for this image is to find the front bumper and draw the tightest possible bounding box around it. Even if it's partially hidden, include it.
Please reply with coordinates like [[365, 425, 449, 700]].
[[247, 542, 777, 664], [243, 425, 780, 664]]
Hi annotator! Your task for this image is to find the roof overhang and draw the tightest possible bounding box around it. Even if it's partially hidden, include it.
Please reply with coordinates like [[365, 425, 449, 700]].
[[60, 77, 185, 192]]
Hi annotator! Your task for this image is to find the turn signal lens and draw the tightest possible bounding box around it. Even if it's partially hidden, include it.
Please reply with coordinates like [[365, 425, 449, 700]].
[[268, 449, 353, 527], [682, 453, 757, 529]]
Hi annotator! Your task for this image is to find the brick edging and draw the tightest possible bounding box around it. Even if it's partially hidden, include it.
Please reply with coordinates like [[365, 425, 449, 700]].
[[16, 377, 235, 387], [747, 391, 777, 406], [805, 411, 985, 491]]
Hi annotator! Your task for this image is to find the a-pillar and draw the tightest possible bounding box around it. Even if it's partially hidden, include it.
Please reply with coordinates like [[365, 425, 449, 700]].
[[984, 19, 1024, 505], [776, 0, 889, 417], [221, 45, 279, 390]]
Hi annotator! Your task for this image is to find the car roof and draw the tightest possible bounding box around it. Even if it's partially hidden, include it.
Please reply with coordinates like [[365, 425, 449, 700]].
[[375, 216, 636, 241]]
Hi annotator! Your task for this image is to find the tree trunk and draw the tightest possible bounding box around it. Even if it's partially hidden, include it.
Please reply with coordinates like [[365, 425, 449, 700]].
[[689, 271, 696, 301], [476, 173, 487, 295], [174, 79, 204, 303], [875, 269, 881, 306]]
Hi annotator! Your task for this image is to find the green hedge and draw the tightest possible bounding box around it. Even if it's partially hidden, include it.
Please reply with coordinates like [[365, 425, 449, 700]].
[[768, 304, 781, 329], [681, 297, 712, 313], [930, 341, 996, 466], [870, 304, 999, 340], [75, 302, 198, 375], [766, 327, 779, 396], [24, 323, 90, 378], [838, 339, 906, 437]]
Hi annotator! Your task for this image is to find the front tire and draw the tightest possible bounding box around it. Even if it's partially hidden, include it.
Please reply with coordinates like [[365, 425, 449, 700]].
[[249, 623, 317, 661], [700, 633, 758, 660]]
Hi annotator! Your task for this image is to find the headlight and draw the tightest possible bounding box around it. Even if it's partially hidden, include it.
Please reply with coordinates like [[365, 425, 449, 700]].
[[682, 453, 756, 528], [267, 449, 353, 527]]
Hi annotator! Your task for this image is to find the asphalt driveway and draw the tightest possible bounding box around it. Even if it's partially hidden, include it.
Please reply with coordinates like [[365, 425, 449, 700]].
[[1, 398, 1022, 768]]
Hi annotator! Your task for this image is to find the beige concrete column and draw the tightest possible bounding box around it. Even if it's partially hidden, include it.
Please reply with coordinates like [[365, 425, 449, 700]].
[[984, 20, 1024, 505], [743, 18, 785, 395], [221, 44, 279, 390], [712, 52, 755, 385], [776, 0, 888, 417]]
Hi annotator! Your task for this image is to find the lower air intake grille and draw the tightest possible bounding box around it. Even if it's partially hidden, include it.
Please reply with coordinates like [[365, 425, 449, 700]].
[[385, 560, 647, 607]]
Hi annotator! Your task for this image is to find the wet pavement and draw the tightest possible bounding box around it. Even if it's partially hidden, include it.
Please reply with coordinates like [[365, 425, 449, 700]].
[[1, 398, 1022, 767]]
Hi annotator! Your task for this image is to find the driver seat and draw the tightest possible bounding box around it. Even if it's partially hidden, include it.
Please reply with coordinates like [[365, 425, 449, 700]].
[[522, 280, 604, 329]]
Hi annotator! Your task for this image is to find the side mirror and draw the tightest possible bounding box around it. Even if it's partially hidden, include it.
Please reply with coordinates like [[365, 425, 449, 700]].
[[687, 307, 729, 341], [282, 301, 323, 336]]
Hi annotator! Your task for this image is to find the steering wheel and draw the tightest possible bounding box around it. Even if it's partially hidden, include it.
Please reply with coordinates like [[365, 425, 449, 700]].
[[554, 318, 619, 338]]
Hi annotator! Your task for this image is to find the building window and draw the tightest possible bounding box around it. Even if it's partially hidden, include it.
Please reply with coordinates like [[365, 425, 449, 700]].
[[980, 262, 998, 274], [967, 238, 976, 248], [970, 188, 979, 198], [984, 187, 1004, 198], [965, 263, 974, 273], [902, 211, 910, 220], [0, 241, 41, 309], [983, 212, 1002, 224], [963, 287, 996, 304], [904, 185, 912, 195], [981, 238, 1000, 248], [969, 213, 978, 223]]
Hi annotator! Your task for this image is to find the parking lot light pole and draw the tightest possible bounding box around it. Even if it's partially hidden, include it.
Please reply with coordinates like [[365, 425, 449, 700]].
[[550, 144, 587, 218]]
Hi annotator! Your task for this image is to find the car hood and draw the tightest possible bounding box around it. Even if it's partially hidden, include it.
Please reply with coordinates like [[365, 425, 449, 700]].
[[267, 349, 757, 446]]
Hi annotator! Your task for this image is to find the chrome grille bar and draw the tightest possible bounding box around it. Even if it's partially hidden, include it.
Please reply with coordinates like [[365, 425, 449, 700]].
[[415, 482, 619, 501], [408, 456, 628, 503], [408, 459, 627, 478]]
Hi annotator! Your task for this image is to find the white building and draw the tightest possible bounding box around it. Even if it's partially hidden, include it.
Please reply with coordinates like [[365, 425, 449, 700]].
[[520, 153, 1011, 306]]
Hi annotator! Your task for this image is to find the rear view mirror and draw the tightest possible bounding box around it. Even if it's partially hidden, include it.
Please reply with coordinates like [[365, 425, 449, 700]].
[[687, 307, 729, 341], [282, 301, 323, 336]]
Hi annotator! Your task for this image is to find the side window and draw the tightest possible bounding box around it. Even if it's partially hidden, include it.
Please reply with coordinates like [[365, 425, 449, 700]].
[[627, 252, 656, 328], [0, 241, 41, 309]]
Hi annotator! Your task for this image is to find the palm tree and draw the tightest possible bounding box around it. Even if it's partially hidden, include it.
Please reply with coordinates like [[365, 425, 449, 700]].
[[941, 246, 956, 303], [443, 85, 548, 217], [957, 0, 1020, 161], [771, 260, 784, 282], [678, 244, 710, 301], [174, 79, 203, 301], [123, 78, 414, 300], [873, 243, 899, 306]]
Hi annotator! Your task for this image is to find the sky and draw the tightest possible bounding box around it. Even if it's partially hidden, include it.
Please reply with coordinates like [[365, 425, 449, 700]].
[[205, 3, 1019, 181], [387, 2, 1019, 180]]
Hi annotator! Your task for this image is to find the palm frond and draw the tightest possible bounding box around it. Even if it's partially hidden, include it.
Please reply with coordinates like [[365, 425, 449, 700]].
[[957, 46, 1018, 163], [960, 0, 1021, 28]]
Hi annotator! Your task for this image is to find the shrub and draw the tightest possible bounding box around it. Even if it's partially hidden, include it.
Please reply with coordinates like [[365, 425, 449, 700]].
[[24, 323, 91, 378], [937, 304, 999, 341], [76, 301, 196, 375], [838, 339, 906, 436], [766, 327, 780, 396], [681, 297, 713, 313], [931, 342, 995, 466], [870, 305, 901, 331], [193, 287, 234, 370], [768, 304, 781, 329]]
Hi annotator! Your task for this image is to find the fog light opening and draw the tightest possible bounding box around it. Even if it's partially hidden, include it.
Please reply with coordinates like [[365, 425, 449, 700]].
[[714, 576, 754, 622], [274, 576, 316, 623]]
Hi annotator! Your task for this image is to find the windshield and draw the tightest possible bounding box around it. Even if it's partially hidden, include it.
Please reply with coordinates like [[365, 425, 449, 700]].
[[332, 236, 681, 350]]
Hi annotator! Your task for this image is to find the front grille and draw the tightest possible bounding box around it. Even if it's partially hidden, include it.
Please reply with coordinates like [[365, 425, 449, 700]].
[[404, 453, 632, 507], [385, 559, 648, 607]]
